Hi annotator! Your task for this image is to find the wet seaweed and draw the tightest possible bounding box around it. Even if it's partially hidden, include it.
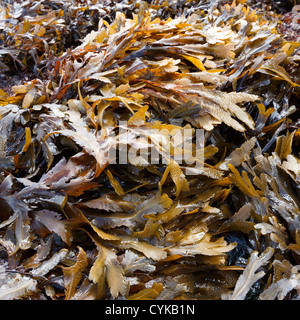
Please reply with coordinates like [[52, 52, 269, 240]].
[[0, 0, 300, 300]]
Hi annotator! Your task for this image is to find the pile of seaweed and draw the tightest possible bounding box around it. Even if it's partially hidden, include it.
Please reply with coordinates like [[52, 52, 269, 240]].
[[0, 0, 300, 300]]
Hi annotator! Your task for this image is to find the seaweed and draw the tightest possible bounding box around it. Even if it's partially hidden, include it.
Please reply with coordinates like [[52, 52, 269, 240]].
[[0, 0, 300, 300]]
